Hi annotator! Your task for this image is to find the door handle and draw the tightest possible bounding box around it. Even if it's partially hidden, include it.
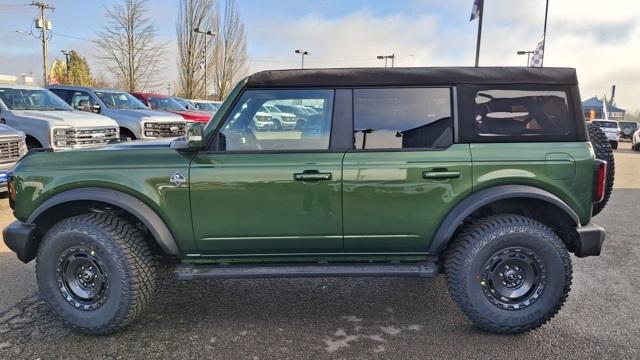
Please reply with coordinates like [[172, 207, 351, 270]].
[[422, 170, 461, 179], [294, 171, 332, 181]]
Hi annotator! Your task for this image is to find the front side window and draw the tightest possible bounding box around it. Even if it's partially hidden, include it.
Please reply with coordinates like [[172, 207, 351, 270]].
[[0, 88, 72, 111], [218, 89, 334, 151], [71, 91, 97, 111], [474, 89, 572, 137], [94, 91, 148, 110], [353, 88, 453, 150]]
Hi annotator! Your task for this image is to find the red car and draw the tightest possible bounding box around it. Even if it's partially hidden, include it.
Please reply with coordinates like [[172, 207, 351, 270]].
[[130, 92, 212, 123]]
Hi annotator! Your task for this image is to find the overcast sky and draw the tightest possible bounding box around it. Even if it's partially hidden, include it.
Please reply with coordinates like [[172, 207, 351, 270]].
[[0, 0, 638, 111]]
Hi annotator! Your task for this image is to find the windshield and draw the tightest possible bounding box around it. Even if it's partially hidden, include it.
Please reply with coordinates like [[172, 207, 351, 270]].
[[94, 91, 148, 110], [194, 102, 218, 111], [593, 121, 619, 129], [174, 97, 195, 110], [148, 96, 186, 111], [0, 88, 72, 111]]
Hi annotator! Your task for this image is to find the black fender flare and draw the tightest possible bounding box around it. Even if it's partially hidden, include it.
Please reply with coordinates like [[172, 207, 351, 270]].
[[428, 185, 580, 253], [28, 187, 181, 255]]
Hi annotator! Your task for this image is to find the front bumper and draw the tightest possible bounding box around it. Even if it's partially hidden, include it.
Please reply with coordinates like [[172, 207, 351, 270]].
[[0, 161, 16, 192], [3, 220, 37, 263], [574, 223, 605, 257]]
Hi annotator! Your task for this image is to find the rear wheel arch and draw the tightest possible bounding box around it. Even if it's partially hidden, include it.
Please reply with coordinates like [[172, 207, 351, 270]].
[[429, 185, 580, 254], [28, 187, 180, 257]]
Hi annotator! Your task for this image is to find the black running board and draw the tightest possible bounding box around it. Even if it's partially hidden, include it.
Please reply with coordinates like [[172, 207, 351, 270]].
[[174, 262, 438, 280]]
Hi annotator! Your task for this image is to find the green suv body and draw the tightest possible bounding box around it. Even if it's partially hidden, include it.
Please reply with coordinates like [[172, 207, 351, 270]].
[[3, 67, 606, 334]]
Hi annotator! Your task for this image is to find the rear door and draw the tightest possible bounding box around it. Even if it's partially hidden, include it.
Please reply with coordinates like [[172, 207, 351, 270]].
[[342, 87, 473, 252]]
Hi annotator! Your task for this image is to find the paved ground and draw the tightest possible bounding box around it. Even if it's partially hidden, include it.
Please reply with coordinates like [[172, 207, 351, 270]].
[[1, 142, 639, 359]]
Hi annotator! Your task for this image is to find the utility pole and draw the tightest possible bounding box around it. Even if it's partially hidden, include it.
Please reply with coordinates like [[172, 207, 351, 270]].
[[295, 49, 310, 69], [30, 1, 54, 86], [61, 50, 71, 83], [194, 27, 215, 100]]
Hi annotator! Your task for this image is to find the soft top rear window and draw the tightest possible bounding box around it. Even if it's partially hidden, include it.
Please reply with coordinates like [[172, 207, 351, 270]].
[[474, 89, 571, 139]]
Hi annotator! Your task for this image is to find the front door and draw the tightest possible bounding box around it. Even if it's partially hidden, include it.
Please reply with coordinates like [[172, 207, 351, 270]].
[[342, 87, 473, 252], [190, 88, 344, 254]]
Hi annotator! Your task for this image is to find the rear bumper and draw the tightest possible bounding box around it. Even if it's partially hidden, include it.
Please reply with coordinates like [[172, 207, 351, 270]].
[[574, 223, 605, 258], [2, 220, 37, 263]]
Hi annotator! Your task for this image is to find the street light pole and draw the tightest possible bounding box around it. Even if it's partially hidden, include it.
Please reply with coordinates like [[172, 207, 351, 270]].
[[376, 54, 395, 68], [516, 50, 534, 67], [295, 49, 310, 69], [194, 27, 215, 100]]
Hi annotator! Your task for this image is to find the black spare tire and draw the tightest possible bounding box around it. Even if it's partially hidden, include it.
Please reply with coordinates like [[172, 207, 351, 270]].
[[588, 124, 614, 216]]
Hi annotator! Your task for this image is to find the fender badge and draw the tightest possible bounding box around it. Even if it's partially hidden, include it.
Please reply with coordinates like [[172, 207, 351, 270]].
[[170, 171, 186, 187]]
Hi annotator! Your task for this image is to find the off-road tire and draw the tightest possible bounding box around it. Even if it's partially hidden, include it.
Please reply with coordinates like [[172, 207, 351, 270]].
[[444, 215, 572, 334], [36, 213, 157, 335], [588, 124, 614, 216]]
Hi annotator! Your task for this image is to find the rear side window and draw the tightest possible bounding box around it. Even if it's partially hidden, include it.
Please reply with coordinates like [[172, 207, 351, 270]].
[[474, 89, 572, 139], [353, 88, 453, 150]]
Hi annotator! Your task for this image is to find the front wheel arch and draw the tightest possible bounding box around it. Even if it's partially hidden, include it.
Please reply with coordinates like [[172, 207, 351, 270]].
[[28, 188, 180, 259]]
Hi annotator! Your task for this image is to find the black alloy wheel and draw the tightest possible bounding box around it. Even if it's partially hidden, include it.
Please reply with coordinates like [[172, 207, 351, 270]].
[[56, 246, 110, 311]]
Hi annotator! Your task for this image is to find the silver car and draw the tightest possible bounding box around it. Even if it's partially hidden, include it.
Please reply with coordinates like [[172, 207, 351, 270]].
[[49, 85, 186, 141]]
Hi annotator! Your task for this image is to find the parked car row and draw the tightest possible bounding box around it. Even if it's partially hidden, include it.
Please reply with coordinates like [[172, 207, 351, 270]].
[[0, 84, 225, 191], [249, 102, 321, 131]]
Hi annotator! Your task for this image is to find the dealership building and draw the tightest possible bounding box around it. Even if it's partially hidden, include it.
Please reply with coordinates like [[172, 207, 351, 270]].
[[582, 96, 625, 121]]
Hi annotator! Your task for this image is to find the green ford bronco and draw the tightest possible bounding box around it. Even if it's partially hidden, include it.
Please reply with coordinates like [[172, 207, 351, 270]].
[[3, 67, 611, 335]]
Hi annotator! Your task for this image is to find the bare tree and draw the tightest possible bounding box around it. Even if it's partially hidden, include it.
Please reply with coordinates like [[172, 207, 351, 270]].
[[176, 0, 218, 99], [211, 0, 247, 100], [94, 0, 165, 92]]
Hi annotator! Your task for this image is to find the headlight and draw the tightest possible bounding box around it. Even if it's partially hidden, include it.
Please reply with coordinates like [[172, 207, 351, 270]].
[[51, 127, 76, 148], [144, 122, 158, 129]]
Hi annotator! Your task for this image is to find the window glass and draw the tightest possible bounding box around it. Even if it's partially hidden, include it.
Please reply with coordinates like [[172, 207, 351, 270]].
[[475, 89, 571, 137], [219, 89, 333, 151], [71, 91, 97, 111], [94, 91, 148, 110], [353, 88, 452, 150], [148, 96, 186, 111], [0, 88, 72, 111], [592, 121, 618, 129]]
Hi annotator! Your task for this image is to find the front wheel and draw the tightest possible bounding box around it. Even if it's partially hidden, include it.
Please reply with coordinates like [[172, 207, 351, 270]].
[[36, 213, 157, 335], [444, 214, 572, 334]]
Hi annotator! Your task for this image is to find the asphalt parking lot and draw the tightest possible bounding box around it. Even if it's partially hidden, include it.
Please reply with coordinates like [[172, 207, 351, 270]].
[[1, 143, 639, 359]]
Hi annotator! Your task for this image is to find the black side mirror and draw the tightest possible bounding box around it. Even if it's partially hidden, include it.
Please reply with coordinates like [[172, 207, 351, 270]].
[[92, 104, 101, 113], [187, 122, 204, 149]]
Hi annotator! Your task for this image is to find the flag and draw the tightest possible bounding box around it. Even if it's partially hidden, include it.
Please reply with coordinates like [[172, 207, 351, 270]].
[[470, 0, 482, 21], [602, 96, 609, 120], [530, 37, 545, 67]]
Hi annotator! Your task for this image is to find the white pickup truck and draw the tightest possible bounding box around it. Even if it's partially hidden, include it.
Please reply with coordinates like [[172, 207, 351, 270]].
[[591, 119, 620, 149], [0, 85, 119, 150]]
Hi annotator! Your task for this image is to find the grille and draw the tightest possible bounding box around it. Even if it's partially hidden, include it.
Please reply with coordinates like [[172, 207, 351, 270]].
[[71, 128, 118, 147], [156, 122, 186, 137], [0, 139, 23, 163]]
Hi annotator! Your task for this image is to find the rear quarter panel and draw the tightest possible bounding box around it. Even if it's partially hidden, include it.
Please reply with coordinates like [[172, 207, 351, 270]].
[[471, 142, 594, 224]]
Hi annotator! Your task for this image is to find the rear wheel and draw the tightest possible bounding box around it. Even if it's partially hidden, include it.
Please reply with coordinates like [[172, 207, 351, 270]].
[[588, 124, 614, 216], [36, 213, 157, 335], [445, 215, 572, 334]]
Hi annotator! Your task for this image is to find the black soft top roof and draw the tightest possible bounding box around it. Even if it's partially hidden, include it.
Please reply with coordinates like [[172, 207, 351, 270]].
[[246, 67, 578, 88]]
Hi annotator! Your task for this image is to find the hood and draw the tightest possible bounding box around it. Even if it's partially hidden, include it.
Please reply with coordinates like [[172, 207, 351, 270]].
[[105, 108, 185, 123], [12, 110, 118, 128], [0, 123, 24, 138], [106, 138, 175, 149], [166, 110, 212, 123]]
